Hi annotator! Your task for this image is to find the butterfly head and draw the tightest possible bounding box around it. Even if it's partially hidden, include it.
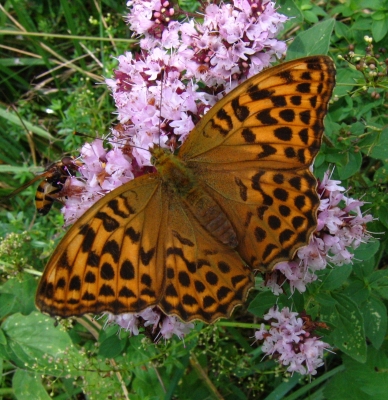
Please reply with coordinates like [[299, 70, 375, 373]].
[[149, 145, 173, 169]]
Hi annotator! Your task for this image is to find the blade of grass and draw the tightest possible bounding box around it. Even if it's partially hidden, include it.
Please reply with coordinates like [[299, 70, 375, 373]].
[[0, 106, 54, 140]]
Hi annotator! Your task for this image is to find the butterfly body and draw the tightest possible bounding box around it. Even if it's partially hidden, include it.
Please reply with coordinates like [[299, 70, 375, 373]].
[[36, 56, 336, 322], [151, 146, 238, 247]]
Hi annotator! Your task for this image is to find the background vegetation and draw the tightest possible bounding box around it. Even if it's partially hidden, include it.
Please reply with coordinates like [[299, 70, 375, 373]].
[[1, 0, 388, 398]]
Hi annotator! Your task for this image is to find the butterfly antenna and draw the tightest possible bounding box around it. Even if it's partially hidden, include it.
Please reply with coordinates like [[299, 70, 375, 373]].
[[73, 131, 148, 152], [158, 67, 165, 147]]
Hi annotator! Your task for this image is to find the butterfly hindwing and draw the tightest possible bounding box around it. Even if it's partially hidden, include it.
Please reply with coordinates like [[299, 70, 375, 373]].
[[158, 193, 253, 322], [197, 168, 319, 271]]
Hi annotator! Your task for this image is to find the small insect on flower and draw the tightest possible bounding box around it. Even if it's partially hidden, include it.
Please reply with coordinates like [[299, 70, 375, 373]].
[[4, 156, 82, 215]]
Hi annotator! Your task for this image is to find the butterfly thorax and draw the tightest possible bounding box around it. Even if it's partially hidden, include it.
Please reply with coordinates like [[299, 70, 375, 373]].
[[150, 145, 196, 196], [150, 145, 238, 248]]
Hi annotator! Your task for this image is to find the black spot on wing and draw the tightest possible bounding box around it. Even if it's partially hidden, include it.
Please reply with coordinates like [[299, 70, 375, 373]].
[[232, 97, 249, 121], [257, 144, 276, 159], [242, 128, 256, 143], [95, 211, 119, 232]]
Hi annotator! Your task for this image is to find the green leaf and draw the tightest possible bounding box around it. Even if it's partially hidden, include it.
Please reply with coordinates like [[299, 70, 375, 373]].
[[13, 370, 51, 400], [315, 293, 338, 306], [248, 291, 278, 317], [372, 15, 388, 42], [324, 147, 348, 165], [321, 293, 366, 362], [278, 0, 303, 28], [361, 297, 387, 349], [359, 0, 388, 10], [303, 10, 319, 23], [370, 127, 388, 160], [0, 107, 54, 141], [318, 264, 352, 291], [337, 150, 362, 179], [1, 312, 78, 373], [334, 64, 363, 97], [286, 18, 335, 59], [353, 240, 380, 261], [371, 271, 388, 299], [0, 329, 6, 347], [98, 334, 127, 358], [334, 21, 350, 38], [0, 275, 37, 318], [350, 121, 366, 136], [324, 350, 388, 399], [343, 280, 370, 304], [377, 204, 388, 228], [353, 258, 376, 279], [264, 374, 301, 400]]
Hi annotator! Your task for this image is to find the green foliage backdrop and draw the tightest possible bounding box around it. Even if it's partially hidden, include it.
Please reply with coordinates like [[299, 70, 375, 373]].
[[1, 0, 388, 398]]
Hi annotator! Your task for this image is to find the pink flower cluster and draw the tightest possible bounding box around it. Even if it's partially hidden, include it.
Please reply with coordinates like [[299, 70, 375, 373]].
[[266, 170, 374, 295], [104, 307, 194, 341], [107, 0, 287, 160], [62, 140, 135, 224], [60, 0, 288, 227], [255, 307, 330, 375]]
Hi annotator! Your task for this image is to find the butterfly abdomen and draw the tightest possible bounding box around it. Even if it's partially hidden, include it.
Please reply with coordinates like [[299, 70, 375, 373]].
[[185, 187, 238, 248], [151, 145, 238, 248]]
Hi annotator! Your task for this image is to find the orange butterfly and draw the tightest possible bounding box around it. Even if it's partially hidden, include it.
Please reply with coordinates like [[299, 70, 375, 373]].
[[36, 56, 335, 322]]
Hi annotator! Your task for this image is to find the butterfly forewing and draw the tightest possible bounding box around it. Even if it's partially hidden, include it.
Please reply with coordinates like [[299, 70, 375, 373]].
[[158, 193, 253, 322], [36, 174, 165, 316], [179, 56, 335, 272], [179, 56, 335, 164]]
